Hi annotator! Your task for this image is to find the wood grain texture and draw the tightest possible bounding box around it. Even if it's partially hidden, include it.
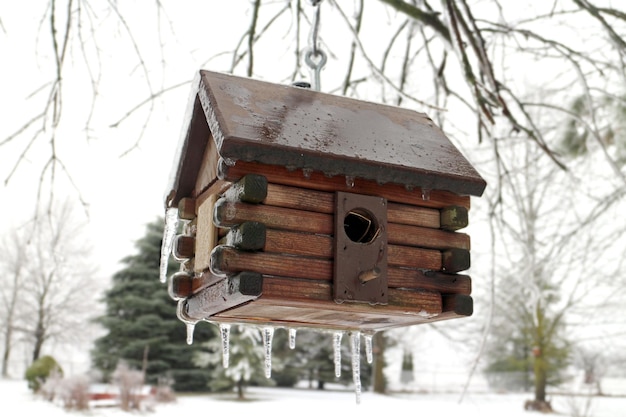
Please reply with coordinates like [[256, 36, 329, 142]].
[[219, 160, 471, 209]]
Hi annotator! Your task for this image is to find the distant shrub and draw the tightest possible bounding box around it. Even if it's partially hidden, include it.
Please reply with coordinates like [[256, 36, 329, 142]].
[[153, 376, 177, 403], [38, 368, 63, 401], [58, 374, 91, 410], [25, 355, 64, 393], [112, 361, 145, 411]]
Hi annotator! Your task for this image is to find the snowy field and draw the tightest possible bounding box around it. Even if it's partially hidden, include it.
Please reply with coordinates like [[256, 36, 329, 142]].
[[1, 378, 624, 417]]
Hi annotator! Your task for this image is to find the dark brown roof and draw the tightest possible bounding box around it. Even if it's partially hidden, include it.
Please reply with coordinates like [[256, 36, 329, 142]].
[[165, 70, 486, 207]]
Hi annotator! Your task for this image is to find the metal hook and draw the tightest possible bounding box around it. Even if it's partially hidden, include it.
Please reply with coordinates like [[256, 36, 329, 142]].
[[304, 48, 327, 91], [304, 0, 325, 91]]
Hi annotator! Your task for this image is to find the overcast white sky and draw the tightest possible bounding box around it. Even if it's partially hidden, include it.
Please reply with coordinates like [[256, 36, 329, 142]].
[[0, 0, 452, 277], [0, 2, 263, 277]]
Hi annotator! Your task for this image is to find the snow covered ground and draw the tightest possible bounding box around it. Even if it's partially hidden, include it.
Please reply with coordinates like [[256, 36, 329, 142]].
[[1, 378, 624, 417]]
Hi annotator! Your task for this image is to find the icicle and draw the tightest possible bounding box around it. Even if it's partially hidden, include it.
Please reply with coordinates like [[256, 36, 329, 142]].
[[185, 323, 195, 345], [289, 328, 297, 349], [421, 188, 431, 201], [176, 300, 196, 345], [263, 327, 275, 378], [345, 175, 355, 188], [302, 168, 313, 179], [333, 332, 343, 378], [159, 207, 179, 283], [220, 324, 231, 368], [351, 331, 362, 404], [364, 334, 373, 364]]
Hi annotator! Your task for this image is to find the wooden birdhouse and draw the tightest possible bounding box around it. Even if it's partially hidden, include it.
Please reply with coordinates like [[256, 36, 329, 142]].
[[162, 70, 486, 334]]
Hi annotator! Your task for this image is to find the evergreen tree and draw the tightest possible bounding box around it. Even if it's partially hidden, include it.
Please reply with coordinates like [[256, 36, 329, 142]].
[[400, 350, 414, 385], [194, 324, 278, 399], [91, 218, 215, 392], [194, 326, 372, 397], [286, 329, 372, 391]]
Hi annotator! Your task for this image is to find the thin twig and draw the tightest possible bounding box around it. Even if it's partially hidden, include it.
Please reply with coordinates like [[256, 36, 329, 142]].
[[248, 0, 262, 77], [332, 0, 446, 111], [341, 0, 364, 96]]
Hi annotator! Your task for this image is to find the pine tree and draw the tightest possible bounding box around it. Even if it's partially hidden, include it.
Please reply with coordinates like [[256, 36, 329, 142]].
[[91, 218, 215, 392], [193, 325, 278, 399], [400, 350, 414, 385]]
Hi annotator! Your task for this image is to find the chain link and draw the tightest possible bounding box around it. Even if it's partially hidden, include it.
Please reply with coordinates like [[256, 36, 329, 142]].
[[304, 0, 326, 91]]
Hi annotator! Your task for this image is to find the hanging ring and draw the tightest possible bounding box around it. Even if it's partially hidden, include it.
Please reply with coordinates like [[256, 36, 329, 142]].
[[304, 48, 327, 71]]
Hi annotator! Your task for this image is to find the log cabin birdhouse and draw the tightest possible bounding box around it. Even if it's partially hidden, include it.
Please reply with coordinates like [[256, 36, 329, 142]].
[[162, 70, 486, 334]]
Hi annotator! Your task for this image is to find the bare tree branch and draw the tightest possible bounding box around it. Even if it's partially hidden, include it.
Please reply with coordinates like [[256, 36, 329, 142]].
[[341, 0, 364, 96], [332, 0, 446, 111], [248, 0, 262, 77], [378, 0, 451, 43]]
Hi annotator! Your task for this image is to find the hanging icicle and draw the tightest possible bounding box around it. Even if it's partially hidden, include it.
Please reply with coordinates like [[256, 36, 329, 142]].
[[289, 328, 297, 349], [351, 331, 362, 404], [263, 327, 275, 378], [220, 324, 231, 368], [176, 300, 196, 345], [364, 333, 373, 364], [159, 207, 179, 283], [333, 331, 343, 378]]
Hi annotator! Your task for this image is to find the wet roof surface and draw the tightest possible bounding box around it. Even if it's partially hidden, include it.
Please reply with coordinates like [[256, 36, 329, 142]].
[[166, 70, 486, 206]]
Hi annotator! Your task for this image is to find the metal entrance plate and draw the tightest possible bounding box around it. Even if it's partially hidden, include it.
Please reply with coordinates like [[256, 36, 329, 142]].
[[334, 191, 388, 305]]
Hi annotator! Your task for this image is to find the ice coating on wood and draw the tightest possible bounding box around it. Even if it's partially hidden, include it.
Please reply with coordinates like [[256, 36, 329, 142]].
[[263, 327, 274, 378], [333, 331, 343, 378], [364, 334, 373, 364], [159, 207, 179, 283], [289, 328, 297, 349], [351, 331, 362, 404], [220, 324, 231, 368]]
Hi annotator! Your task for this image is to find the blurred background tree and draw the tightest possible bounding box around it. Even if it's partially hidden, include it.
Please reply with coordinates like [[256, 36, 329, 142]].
[[91, 218, 214, 392]]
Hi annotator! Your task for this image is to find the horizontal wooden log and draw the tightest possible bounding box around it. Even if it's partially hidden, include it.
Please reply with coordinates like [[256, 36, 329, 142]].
[[168, 271, 194, 300], [222, 174, 268, 203], [173, 235, 195, 260], [213, 198, 331, 234], [265, 183, 334, 213], [213, 199, 470, 251], [213, 303, 437, 332], [388, 201, 441, 229], [435, 294, 474, 321], [221, 224, 442, 270], [183, 272, 264, 321], [182, 217, 198, 236], [442, 248, 470, 273], [387, 222, 470, 251], [219, 159, 471, 209], [168, 270, 224, 299], [387, 269, 471, 295], [177, 197, 197, 220], [220, 221, 267, 251], [211, 245, 332, 280], [259, 277, 442, 315], [387, 244, 441, 270], [264, 183, 441, 228], [210, 246, 470, 293], [440, 205, 468, 231]]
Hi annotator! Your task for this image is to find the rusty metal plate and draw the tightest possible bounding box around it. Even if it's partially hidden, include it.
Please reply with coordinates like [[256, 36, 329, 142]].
[[334, 191, 388, 305]]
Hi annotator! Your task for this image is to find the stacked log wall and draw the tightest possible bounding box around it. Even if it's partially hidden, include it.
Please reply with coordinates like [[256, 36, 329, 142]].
[[168, 160, 474, 331]]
